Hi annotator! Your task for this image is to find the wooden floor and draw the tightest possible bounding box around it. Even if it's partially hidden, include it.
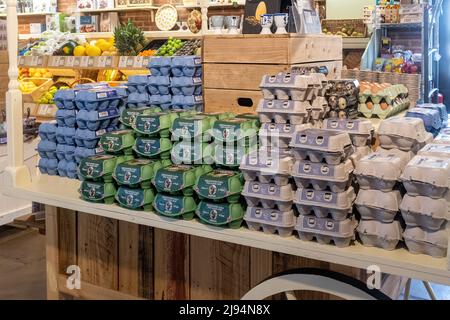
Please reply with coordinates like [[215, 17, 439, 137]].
[[0, 227, 46, 300]]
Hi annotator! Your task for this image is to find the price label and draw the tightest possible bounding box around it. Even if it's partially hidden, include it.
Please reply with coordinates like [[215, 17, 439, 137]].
[[104, 56, 114, 68], [65, 56, 75, 67], [30, 56, 40, 66], [141, 57, 150, 68], [18, 56, 25, 66], [126, 57, 134, 67], [73, 57, 81, 67], [48, 57, 58, 67], [118, 56, 136, 68], [87, 57, 95, 67], [58, 57, 66, 67], [79, 56, 90, 67], [133, 56, 143, 68]]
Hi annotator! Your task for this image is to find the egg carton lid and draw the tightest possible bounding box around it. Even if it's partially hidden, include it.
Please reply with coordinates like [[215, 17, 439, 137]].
[[295, 215, 358, 238], [256, 99, 311, 115], [406, 108, 442, 131], [400, 155, 450, 189], [403, 226, 448, 249], [375, 147, 415, 166], [260, 72, 313, 90], [259, 123, 311, 139], [378, 117, 430, 142], [292, 159, 354, 182], [401, 193, 450, 220], [294, 187, 356, 210], [434, 133, 450, 145], [242, 181, 294, 202], [322, 118, 374, 136], [290, 129, 352, 153], [418, 144, 450, 159], [240, 150, 293, 176], [357, 220, 403, 241], [355, 189, 402, 212], [244, 207, 296, 228], [354, 152, 405, 181]]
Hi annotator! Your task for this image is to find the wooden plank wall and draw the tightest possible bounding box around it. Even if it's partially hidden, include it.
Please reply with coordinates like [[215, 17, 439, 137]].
[[50, 206, 368, 300]]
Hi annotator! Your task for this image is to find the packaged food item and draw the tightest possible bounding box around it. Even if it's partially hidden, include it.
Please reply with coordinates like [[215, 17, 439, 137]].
[[245, 207, 296, 237], [194, 169, 243, 203], [79, 181, 116, 204], [259, 123, 311, 149], [260, 72, 317, 101], [171, 56, 202, 77], [400, 194, 450, 231], [113, 159, 166, 188], [153, 193, 197, 220], [212, 143, 255, 168], [75, 88, 121, 111], [256, 99, 310, 124], [418, 144, 450, 159], [76, 108, 120, 131], [56, 109, 77, 127], [357, 220, 403, 251], [211, 116, 260, 143], [355, 189, 402, 223], [153, 164, 212, 195], [322, 118, 373, 147], [133, 112, 179, 137], [170, 114, 216, 142], [195, 201, 244, 229], [133, 137, 173, 159], [171, 141, 213, 165], [171, 76, 202, 96], [127, 75, 150, 94], [242, 181, 294, 211], [79, 154, 124, 182], [406, 108, 442, 136], [240, 151, 293, 186], [127, 92, 151, 109], [147, 76, 171, 95], [99, 129, 135, 155], [116, 186, 155, 211], [149, 56, 172, 76], [38, 122, 57, 142], [403, 226, 448, 258]]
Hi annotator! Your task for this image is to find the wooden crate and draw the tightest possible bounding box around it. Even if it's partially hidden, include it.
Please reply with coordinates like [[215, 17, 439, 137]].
[[203, 35, 343, 114], [46, 205, 404, 300]]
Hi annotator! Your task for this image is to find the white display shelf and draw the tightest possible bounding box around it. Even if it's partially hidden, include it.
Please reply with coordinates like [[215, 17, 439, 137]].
[[0, 12, 56, 17], [2, 174, 450, 286], [75, 6, 158, 14], [343, 37, 370, 49], [19, 30, 202, 40]]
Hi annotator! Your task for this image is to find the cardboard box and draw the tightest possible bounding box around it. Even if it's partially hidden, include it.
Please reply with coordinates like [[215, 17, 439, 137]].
[[76, 15, 99, 33]]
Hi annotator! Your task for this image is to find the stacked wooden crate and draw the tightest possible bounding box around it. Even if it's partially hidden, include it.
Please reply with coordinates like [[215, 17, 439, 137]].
[[203, 34, 343, 114], [0, 51, 7, 114]]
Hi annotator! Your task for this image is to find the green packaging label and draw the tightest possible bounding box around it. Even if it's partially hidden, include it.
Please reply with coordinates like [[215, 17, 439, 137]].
[[154, 164, 193, 192], [116, 188, 144, 208], [196, 170, 235, 200], [154, 194, 185, 216], [135, 115, 161, 134], [115, 159, 151, 185], [79, 155, 115, 178], [81, 182, 105, 201], [197, 202, 231, 225], [135, 137, 161, 156]]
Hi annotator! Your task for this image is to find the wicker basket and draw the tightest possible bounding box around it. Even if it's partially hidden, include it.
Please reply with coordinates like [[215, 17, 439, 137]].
[[21, 78, 53, 103], [321, 19, 367, 38]]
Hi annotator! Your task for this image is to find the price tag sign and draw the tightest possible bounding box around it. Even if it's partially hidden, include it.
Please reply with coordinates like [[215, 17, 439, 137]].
[[30, 56, 40, 66], [18, 56, 25, 66], [87, 57, 95, 67], [65, 56, 75, 67], [48, 56, 58, 67], [73, 57, 81, 67], [104, 56, 114, 68], [141, 57, 150, 68], [126, 57, 134, 68], [58, 56, 66, 67], [118, 56, 136, 69], [133, 56, 143, 68], [96, 56, 107, 68], [79, 56, 90, 68]]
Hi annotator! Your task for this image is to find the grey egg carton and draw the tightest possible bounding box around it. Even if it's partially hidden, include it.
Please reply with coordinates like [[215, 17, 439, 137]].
[[242, 181, 294, 211], [355, 153, 406, 191], [290, 129, 353, 165], [310, 73, 328, 97], [245, 207, 296, 238], [292, 159, 354, 193], [322, 118, 374, 147], [257, 99, 311, 124], [400, 155, 450, 198], [310, 97, 330, 120], [295, 215, 358, 248], [400, 194, 450, 231], [378, 117, 434, 153], [355, 189, 402, 223], [418, 144, 450, 159], [260, 72, 317, 101], [433, 132, 450, 145], [259, 123, 311, 149], [357, 220, 403, 251], [349, 146, 372, 167], [293, 187, 356, 221], [375, 147, 415, 165], [403, 226, 448, 258], [240, 151, 294, 186]]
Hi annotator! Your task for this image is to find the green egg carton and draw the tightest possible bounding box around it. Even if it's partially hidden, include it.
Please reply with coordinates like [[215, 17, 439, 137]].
[[211, 116, 260, 143], [170, 109, 198, 118], [99, 129, 135, 155], [194, 169, 243, 203], [196, 201, 245, 229], [171, 141, 214, 165], [359, 100, 410, 120], [79, 181, 116, 204], [171, 114, 217, 142], [212, 142, 256, 168], [153, 164, 213, 196], [204, 112, 235, 121], [79, 154, 134, 182], [133, 136, 173, 159], [132, 112, 179, 137], [120, 107, 161, 127], [153, 193, 197, 220], [115, 186, 155, 211], [113, 158, 166, 188]]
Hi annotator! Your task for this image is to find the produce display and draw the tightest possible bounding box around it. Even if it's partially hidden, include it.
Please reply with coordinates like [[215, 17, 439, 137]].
[[155, 37, 186, 57]]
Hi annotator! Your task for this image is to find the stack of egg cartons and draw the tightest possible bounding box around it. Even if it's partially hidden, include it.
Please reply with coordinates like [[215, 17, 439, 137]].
[[147, 57, 172, 112], [171, 56, 203, 112], [418, 103, 448, 129], [37, 122, 59, 177], [406, 107, 442, 137], [291, 128, 358, 247], [325, 79, 360, 119], [399, 142, 450, 258]]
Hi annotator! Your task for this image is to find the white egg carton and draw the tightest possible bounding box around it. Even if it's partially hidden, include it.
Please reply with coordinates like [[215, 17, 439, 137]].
[[418, 144, 450, 159], [375, 147, 415, 164], [256, 99, 311, 124], [310, 97, 330, 120], [403, 226, 448, 258], [259, 72, 316, 101], [292, 159, 354, 193], [355, 189, 402, 223], [400, 194, 450, 231], [378, 117, 434, 153], [354, 153, 405, 191], [400, 156, 450, 198], [434, 132, 450, 145], [245, 207, 296, 238], [293, 187, 356, 221], [349, 146, 372, 167], [240, 151, 294, 186], [242, 181, 294, 211], [357, 220, 403, 251], [295, 215, 358, 248], [290, 129, 353, 165], [259, 123, 311, 149], [310, 73, 328, 97], [322, 118, 374, 147]]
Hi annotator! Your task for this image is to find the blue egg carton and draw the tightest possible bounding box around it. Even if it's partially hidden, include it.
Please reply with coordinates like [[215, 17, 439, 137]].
[[76, 107, 120, 131], [150, 94, 172, 111], [115, 85, 128, 98], [172, 95, 203, 111], [56, 109, 77, 127], [171, 56, 202, 77], [149, 57, 172, 76], [57, 159, 78, 179], [127, 75, 150, 93], [74, 83, 110, 90], [75, 126, 117, 148], [38, 122, 57, 142], [171, 77, 202, 96], [56, 144, 76, 162], [418, 103, 448, 127], [406, 107, 442, 136], [37, 140, 57, 159], [38, 158, 59, 176], [75, 88, 121, 111], [56, 126, 76, 145], [54, 89, 77, 110], [74, 146, 104, 164], [148, 76, 171, 95], [127, 92, 151, 108]]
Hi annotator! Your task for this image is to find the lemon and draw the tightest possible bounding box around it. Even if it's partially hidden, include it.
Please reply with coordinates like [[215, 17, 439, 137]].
[[86, 45, 102, 57], [74, 46, 86, 56], [98, 41, 112, 52]]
